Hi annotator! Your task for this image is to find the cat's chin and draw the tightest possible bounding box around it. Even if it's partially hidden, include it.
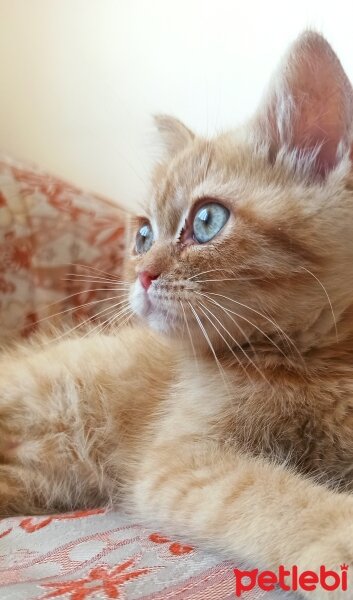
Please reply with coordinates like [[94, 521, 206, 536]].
[[144, 313, 174, 334], [129, 282, 153, 319], [129, 285, 182, 336], [137, 308, 184, 336]]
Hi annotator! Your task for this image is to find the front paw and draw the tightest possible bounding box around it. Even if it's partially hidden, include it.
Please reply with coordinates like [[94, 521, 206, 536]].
[[297, 523, 353, 599]]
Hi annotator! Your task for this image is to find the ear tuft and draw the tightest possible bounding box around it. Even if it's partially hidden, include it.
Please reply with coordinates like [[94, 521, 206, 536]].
[[254, 31, 353, 178], [154, 114, 195, 157]]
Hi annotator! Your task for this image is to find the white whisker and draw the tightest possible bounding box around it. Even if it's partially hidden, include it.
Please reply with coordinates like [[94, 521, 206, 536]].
[[62, 276, 129, 287], [197, 301, 250, 379], [46, 299, 130, 344], [191, 277, 260, 283], [179, 300, 199, 372], [300, 266, 338, 342], [187, 268, 233, 281], [198, 300, 273, 387], [194, 290, 297, 366], [107, 309, 134, 332], [195, 292, 257, 356], [187, 301, 230, 392], [206, 291, 302, 361], [67, 263, 126, 281], [40, 288, 130, 312], [35, 294, 130, 326], [81, 305, 133, 338]]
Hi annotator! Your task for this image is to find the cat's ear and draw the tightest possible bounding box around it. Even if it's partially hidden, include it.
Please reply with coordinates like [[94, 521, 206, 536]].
[[254, 31, 353, 177], [154, 115, 195, 157]]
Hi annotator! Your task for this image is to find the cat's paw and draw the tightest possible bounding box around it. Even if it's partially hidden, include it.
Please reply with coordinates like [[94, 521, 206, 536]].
[[297, 519, 353, 599]]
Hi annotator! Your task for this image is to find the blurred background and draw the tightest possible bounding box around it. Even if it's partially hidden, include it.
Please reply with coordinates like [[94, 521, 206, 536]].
[[1, 0, 353, 210]]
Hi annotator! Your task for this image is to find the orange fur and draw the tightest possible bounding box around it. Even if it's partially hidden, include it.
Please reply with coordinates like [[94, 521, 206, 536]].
[[2, 31, 353, 598]]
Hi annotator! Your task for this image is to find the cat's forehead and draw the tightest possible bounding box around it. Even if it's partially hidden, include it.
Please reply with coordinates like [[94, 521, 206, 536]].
[[149, 146, 211, 235], [148, 139, 242, 238]]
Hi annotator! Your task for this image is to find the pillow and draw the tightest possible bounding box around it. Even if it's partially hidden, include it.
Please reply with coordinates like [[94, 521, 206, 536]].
[[0, 155, 127, 344]]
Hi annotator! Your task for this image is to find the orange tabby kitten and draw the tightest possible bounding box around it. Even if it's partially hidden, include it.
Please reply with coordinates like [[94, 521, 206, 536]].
[[2, 31, 353, 598]]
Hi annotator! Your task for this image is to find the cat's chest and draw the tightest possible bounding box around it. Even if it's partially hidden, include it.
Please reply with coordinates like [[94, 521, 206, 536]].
[[221, 369, 353, 488], [172, 358, 353, 488]]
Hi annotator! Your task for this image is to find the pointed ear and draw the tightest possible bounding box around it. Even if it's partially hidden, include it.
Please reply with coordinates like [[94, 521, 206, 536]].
[[254, 31, 353, 177], [154, 114, 195, 157]]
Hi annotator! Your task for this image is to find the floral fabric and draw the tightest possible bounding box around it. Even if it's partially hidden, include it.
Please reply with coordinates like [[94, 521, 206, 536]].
[[1, 508, 289, 600], [0, 155, 126, 345]]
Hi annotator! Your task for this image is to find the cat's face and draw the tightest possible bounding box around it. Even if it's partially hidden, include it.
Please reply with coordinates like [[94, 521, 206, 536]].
[[127, 32, 353, 356]]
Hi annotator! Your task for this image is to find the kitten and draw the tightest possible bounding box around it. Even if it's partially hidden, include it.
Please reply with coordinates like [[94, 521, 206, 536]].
[[1, 31, 353, 599]]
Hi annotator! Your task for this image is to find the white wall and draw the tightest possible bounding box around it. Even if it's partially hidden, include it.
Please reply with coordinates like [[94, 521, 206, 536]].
[[1, 1, 353, 210]]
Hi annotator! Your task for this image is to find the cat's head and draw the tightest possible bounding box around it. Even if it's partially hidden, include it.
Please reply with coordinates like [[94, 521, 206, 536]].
[[126, 32, 353, 357]]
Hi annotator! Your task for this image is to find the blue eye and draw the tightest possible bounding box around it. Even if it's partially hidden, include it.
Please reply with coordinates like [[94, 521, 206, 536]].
[[136, 223, 154, 253], [193, 203, 229, 243]]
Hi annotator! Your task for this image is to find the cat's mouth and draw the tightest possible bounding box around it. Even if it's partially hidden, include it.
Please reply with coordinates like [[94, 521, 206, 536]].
[[129, 279, 187, 333]]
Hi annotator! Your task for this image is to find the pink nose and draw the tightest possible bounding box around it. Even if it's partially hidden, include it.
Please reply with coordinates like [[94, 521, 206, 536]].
[[139, 271, 159, 291]]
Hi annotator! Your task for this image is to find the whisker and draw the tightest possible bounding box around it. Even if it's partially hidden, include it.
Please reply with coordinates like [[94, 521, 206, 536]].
[[198, 300, 273, 387], [77, 303, 132, 338], [80, 305, 133, 338], [38, 288, 130, 312], [190, 277, 260, 283], [47, 299, 130, 344], [195, 292, 257, 356], [300, 266, 338, 342], [106, 308, 134, 332], [35, 294, 130, 326], [62, 275, 129, 287], [64, 271, 128, 281], [206, 291, 302, 361], [194, 290, 297, 366], [187, 268, 233, 281], [179, 300, 199, 372], [187, 301, 230, 392], [164, 293, 172, 330], [114, 312, 133, 331], [197, 301, 250, 380], [67, 263, 127, 281], [94, 300, 135, 336]]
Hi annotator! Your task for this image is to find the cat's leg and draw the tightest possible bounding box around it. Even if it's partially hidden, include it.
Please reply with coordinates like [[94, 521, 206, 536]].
[[0, 341, 111, 515], [131, 440, 353, 599], [0, 328, 172, 516]]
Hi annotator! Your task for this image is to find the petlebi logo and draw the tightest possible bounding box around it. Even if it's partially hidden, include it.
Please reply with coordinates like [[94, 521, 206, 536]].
[[233, 564, 349, 596]]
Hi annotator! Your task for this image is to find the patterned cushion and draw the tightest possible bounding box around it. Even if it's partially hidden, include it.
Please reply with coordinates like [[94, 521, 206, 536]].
[[0, 155, 126, 345]]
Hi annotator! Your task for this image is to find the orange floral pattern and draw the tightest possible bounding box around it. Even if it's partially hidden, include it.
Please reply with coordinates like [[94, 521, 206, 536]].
[[0, 508, 244, 599], [41, 560, 153, 599], [149, 533, 194, 556], [20, 509, 106, 533], [0, 155, 126, 345]]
